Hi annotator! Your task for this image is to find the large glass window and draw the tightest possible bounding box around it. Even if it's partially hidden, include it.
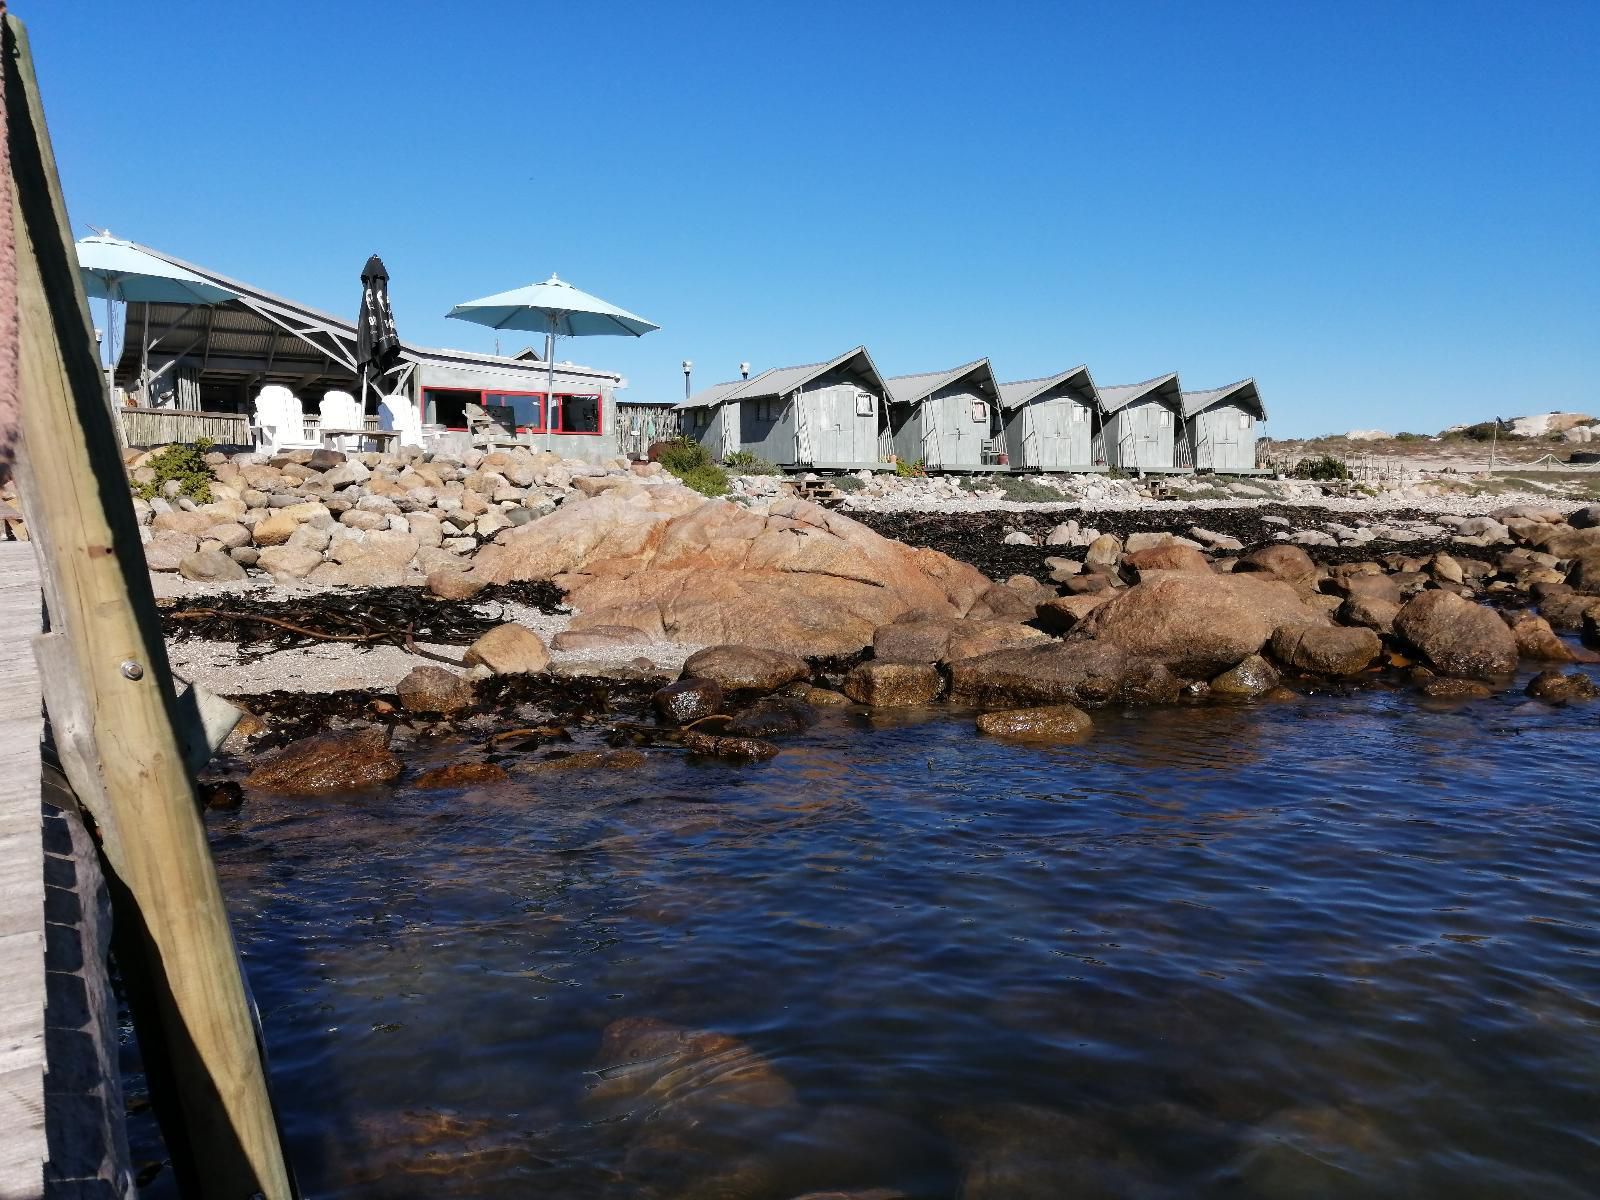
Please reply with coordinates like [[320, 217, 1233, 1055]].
[[556, 393, 602, 435], [485, 391, 545, 432]]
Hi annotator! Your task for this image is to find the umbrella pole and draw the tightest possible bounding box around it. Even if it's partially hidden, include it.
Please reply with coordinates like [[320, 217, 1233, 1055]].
[[545, 322, 555, 455]]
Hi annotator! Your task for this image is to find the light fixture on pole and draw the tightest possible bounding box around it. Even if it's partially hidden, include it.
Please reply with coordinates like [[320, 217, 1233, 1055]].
[[682, 360, 693, 401]]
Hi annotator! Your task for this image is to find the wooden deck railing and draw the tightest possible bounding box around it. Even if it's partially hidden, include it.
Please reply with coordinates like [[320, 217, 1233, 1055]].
[[118, 408, 251, 448]]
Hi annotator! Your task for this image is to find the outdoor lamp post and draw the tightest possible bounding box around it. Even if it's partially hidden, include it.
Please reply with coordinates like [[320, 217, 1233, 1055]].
[[682, 360, 693, 401]]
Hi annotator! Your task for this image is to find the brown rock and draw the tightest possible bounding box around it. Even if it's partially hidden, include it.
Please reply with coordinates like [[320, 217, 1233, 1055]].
[[949, 640, 1132, 708], [723, 697, 819, 737], [1082, 571, 1325, 678], [1416, 675, 1493, 699], [1122, 543, 1211, 576], [1235, 543, 1319, 589], [412, 762, 510, 790], [965, 584, 1039, 621], [255, 544, 323, 580], [944, 619, 1047, 663], [1339, 595, 1402, 634], [462, 623, 550, 674], [872, 618, 958, 663], [680, 645, 809, 693], [682, 732, 780, 761], [1270, 622, 1381, 676], [799, 686, 851, 707], [1568, 551, 1600, 595], [548, 625, 650, 653], [1331, 572, 1403, 605], [585, 1016, 796, 1119], [1505, 612, 1574, 662], [244, 730, 401, 794], [1525, 669, 1597, 703], [396, 665, 477, 714], [653, 677, 724, 723], [427, 568, 487, 600], [1035, 593, 1112, 633], [143, 531, 197, 572], [251, 512, 299, 546], [177, 548, 247, 582], [1393, 590, 1518, 678], [1209, 654, 1280, 698], [841, 662, 942, 707], [1083, 533, 1122, 568], [975, 704, 1093, 741]]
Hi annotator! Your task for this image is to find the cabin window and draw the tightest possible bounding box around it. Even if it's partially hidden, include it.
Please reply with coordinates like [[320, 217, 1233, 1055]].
[[856, 391, 874, 416], [756, 398, 775, 422], [555, 393, 602, 434], [1239, 413, 1251, 430], [1159, 410, 1171, 427], [1073, 407, 1085, 423], [484, 391, 545, 432], [971, 400, 987, 423]]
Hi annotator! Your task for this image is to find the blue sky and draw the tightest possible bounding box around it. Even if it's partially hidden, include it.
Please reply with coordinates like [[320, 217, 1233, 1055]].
[[30, 0, 1599, 436]]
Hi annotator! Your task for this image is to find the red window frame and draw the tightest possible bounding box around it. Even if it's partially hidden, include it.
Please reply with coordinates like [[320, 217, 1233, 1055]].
[[422, 387, 603, 436]]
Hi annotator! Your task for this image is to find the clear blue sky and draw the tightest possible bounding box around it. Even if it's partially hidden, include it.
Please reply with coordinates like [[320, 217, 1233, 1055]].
[[29, 0, 1600, 436]]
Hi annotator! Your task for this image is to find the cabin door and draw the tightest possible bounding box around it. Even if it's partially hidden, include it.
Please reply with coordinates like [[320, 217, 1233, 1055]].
[[1138, 404, 1168, 466], [814, 387, 851, 464]]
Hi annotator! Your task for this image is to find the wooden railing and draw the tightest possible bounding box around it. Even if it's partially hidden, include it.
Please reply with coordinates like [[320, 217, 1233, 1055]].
[[118, 408, 251, 448]]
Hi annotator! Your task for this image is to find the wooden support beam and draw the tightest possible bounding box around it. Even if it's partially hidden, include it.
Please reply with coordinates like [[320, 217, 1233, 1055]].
[[4, 16, 293, 1200]]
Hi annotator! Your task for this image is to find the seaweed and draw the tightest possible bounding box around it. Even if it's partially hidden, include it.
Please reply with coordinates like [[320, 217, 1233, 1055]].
[[162, 580, 566, 659]]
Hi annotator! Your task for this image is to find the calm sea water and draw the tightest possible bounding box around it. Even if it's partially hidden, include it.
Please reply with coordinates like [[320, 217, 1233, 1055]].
[[164, 671, 1600, 1197]]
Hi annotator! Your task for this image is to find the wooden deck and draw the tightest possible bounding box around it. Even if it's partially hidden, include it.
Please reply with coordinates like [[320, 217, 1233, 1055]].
[[0, 543, 44, 1198]]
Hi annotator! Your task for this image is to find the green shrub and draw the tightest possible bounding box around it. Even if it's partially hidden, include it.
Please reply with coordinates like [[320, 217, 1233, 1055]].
[[1457, 421, 1521, 443], [657, 437, 713, 475], [894, 458, 926, 478], [1289, 453, 1351, 481], [723, 450, 781, 475], [1394, 431, 1426, 442], [678, 463, 729, 497], [830, 474, 865, 492], [134, 438, 215, 502]]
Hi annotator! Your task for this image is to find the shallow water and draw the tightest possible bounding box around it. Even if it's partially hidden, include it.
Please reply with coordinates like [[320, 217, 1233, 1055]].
[[179, 675, 1600, 1197]]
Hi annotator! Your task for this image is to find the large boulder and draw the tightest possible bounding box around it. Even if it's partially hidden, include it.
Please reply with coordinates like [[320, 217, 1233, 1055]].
[[395, 665, 477, 714], [1234, 544, 1319, 590], [680, 645, 809, 693], [1504, 611, 1573, 662], [975, 704, 1093, 741], [1121, 543, 1211, 576], [466, 487, 991, 657], [244, 730, 401, 794], [178, 549, 247, 583], [872, 617, 1046, 665], [1393, 590, 1518, 677], [1080, 571, 1326, 678], [1210, 654, 1280, 698]]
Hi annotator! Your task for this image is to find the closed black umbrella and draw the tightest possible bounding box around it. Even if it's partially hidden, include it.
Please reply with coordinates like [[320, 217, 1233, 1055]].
[[357, 254, 401, 392]]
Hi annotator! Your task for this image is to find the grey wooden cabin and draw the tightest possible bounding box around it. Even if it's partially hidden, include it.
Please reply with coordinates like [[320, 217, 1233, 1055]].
[[676, 346, 890, 468], [1182, 378, 1265, 472], [1094, 372, 1191, 473], [998, 365, 1104, 471], [884, 359, 1003, 470]]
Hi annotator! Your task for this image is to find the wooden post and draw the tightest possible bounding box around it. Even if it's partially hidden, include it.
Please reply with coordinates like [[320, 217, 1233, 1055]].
[[4, 15, 292, 1199]]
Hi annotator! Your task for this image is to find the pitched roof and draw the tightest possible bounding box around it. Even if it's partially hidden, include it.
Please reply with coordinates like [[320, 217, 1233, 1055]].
[[1181, 378, 1265, 420], [997, 364, 1098, 412], [1098, 372, 1182, 415], [676, 345, 887, 410], [885, 358, 1001, 407]]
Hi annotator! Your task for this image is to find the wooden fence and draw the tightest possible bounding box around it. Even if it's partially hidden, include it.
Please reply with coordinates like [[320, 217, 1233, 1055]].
[[118, 408, 250, 448]]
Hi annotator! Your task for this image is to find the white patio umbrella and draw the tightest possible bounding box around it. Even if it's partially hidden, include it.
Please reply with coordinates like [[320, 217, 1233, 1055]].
[[446, 274, 658, 450], [76, 232, 236, 406]]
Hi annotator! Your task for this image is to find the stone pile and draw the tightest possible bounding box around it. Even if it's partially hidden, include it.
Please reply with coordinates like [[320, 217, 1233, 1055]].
[[132, 443, 668, 587]]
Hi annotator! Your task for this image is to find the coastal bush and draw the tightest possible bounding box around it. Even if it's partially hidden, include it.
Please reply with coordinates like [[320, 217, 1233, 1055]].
[[1456, 421, 1521, 442], [723, 451, 781, 475], [993, 475, 1061, 503], [657, 437, 713, 474], [1394, 431, 1426, 442], [829, 474, 865, 492], [1289, 453, 1352, 481], [135, 438, 215, 503], [894, 458, 926, 478], [678, 464, 729, 497]]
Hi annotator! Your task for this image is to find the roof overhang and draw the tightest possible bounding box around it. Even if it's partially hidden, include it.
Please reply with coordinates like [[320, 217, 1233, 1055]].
[[887, 358, 1002, 407], [1099, 372, 1182, 415], [678, 344, 888, 410], [1181, 378, 1264, 421], [998, 364, 1098, 412]]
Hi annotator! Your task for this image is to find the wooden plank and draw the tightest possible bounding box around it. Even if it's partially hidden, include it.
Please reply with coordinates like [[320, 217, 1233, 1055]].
[[0, 543, 43, 1196], [4, 16, 291, 1200]]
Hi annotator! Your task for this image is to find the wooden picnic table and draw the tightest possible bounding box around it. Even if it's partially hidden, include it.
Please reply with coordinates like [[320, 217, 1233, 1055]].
[[318, 428, 399, 449]]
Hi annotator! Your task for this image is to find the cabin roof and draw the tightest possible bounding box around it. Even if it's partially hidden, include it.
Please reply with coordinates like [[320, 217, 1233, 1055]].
[[885, 358, 1001, 407], [1098, 372, 1182, 414], [997, 364, 1098, 411], [1181, 378, 1265, 421], [677, 345, 888, 410]]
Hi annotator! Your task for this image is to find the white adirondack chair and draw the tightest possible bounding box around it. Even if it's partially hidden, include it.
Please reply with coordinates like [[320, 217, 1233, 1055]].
[[378, 392, 425, 449], [251, 386, 320, 455], [319, 390, 366, 452]]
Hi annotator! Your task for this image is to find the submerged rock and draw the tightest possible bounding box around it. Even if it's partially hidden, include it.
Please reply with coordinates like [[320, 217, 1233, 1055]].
[[244, 730, 401, 794], [842, 662, 943, 707], [975, 704, 1093, 741], [724, 697, 820, 737], [683, 732, 780, 761], [411, 762, 510, 790], [1393, 590, 1518, 678], [1525, 669, 1597, 703]]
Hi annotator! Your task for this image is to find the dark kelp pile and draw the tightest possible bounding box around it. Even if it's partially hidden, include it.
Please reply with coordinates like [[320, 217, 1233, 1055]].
[[854, 505, 1499, 581], [162, 581, 566, 658]]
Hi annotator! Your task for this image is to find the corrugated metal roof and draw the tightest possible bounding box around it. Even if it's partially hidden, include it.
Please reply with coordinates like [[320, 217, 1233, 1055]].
[[1181, 378, 1265, 420], [885, 358, 1001, 407], [997, 364, 1098, 412], [1098, 372, 1182, 414], [677, 345, 887, 410]]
